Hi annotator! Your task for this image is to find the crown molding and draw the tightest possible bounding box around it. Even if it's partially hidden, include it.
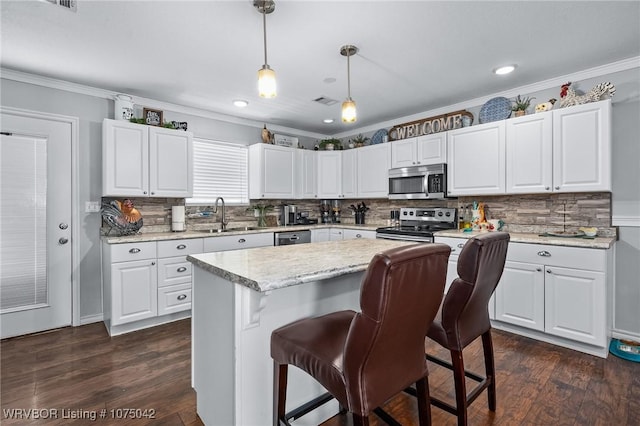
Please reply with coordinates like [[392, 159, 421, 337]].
[[334, 56, 640, 138], [612, 215, 640, 227], [3, 56, 638, 140], [0, 68, 327, 140]]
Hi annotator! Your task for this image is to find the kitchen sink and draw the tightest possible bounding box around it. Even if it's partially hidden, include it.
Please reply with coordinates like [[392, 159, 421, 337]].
[[195, 226, 263, 233]]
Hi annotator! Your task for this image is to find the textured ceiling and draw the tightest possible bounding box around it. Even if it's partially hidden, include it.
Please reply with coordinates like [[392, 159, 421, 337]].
[[1, 1, 639, 135]]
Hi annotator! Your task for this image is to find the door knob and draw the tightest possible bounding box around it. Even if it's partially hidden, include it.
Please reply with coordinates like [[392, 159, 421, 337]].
[[58, 237, 69, 245], [59, 223, 68, 230]]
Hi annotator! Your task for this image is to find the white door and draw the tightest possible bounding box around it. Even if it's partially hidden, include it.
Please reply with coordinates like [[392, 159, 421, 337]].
[[1, 112, 72, 338]]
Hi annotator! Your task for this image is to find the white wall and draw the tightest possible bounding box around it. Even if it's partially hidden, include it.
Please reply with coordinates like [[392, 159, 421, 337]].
[[2, 63, 639, 335]]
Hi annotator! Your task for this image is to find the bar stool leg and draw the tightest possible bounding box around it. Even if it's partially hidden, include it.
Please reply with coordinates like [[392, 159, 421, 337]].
[[273, 362, 289, 426], [451, 349, 468, 426], [352, 413, 370, 426], [481, 331, 496, 411], [415, 376, 432, 426]]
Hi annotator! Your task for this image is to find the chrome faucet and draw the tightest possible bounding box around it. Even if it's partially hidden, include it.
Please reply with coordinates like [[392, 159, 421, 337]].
[[214, 197, 227, 231]]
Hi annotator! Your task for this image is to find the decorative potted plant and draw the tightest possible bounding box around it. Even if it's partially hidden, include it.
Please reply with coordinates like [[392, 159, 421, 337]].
[[318, 138, 343, 151], [247, 203, 274, 227], [351, 134, 370, 148], [512, 95, 535, 117]]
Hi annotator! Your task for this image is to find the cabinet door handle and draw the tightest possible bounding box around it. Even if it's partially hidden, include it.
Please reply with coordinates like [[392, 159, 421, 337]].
[[151, 261, 156, 266], [143, 191, 147, 195], [355, 234, 362, 238], [238, 238, 246, 243], [129, 248, 141, 253], [177, 294, 187, 301], [536, 268, 542, 272], [555, 186, 560, 190], [546, 269, 552, 274], [537, 251, 551, 257], [457, 243, 465, 248], [177, 266, 187, 273], [176, 244, 187, 250], [545, 186, 550, 190]]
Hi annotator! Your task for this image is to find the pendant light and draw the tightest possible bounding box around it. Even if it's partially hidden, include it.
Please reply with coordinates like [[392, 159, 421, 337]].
[[340, 44, 358, 123], [255, 0, 276, 98]]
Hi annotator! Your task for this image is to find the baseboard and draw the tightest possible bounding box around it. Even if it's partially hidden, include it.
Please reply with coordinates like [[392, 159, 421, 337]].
[[79, 314, 104, 325], [611, 329, 640, 342]]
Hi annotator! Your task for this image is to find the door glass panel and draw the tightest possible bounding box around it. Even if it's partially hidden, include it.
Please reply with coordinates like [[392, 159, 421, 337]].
[[0, 135, 48, 312]]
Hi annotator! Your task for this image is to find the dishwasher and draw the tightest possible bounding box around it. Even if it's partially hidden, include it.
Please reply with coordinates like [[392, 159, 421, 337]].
[[274, 230, 311, 246]]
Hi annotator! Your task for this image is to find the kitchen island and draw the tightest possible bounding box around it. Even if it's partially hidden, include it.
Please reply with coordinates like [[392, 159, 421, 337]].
[[187, 239, 416, 426]]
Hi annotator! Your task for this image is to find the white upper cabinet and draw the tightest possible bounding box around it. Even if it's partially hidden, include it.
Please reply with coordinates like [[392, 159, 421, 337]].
[[148, 127, 194, 198], [317, 151, 343, 199], [249, 144, 296, 199], [357, 143, 390, 198], [296, 150, 318, 199], [552, 100, 611, 192], [447, 121, 506, 196], [342, 149, 358, 198], [506, 112, 553, 193], [391, 133, 446, 168], [103, 119, 193, 197]]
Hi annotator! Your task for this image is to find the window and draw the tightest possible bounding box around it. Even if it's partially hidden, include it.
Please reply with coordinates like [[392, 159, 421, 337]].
[[187, 138, 249, 205]]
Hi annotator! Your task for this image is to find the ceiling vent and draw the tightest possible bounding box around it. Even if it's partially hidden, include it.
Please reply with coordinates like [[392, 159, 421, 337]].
[[42, 0, 77, 12], [313, 96, 339, 106]]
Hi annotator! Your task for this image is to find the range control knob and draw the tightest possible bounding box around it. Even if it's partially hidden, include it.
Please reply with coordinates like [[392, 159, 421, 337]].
[[445, 212, 451, 216], [438, 211, 443, 216]]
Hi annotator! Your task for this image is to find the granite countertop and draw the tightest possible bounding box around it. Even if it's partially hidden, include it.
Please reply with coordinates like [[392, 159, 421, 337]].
[[434, 230, 616, 249], [187, 239, 415, 292], [102, 223, 382, 244]]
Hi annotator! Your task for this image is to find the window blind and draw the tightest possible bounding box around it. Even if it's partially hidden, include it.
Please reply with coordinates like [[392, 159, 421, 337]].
[[187, 138, 249, 205], [0, 135, 48, 313]]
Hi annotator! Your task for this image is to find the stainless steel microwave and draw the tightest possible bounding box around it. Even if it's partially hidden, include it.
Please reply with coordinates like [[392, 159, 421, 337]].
[[388, 164, 447, 199]]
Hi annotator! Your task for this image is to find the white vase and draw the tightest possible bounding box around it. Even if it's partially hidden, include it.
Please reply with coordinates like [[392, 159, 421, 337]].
[[114, 94, 134, 121]]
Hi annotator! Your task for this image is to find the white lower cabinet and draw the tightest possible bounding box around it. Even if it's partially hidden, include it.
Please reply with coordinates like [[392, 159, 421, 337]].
[[342, 229, 376, 240], [103, 238, 203, 336], [311, 228, 330, 242], [330, 229, 344, 241], [495, 261, 545, 331], [437, 237, 614, 357], [203, 232, 273, 252], [110, 259, 158, 325]]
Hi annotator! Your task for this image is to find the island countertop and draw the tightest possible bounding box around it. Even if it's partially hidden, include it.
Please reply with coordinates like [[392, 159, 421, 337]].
[[187, 239, 416, 292]]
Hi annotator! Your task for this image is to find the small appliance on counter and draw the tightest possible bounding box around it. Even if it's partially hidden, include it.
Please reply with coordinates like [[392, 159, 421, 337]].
[[281, 204, 318, 226], [171, 206, 186, 232]]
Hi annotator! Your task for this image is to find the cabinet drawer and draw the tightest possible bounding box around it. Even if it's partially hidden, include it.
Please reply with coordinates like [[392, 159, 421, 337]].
[[157, 238, 204, 258], [110, 241, 157, 263], [158, 283, 192, 316], [508, 243, 605, 271], [157, 256, 192, 287], [203, 232, 273, 252]]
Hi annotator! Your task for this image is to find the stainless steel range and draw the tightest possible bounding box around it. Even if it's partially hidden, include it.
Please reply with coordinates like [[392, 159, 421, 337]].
[[376, 207, 457, 242]]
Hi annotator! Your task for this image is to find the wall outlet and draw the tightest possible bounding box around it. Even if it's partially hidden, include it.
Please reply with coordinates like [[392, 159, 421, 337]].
[[85, 201, 101, 213]]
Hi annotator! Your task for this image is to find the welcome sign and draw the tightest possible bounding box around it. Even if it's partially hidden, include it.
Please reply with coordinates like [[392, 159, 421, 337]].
[[388, 110, 474, 141]]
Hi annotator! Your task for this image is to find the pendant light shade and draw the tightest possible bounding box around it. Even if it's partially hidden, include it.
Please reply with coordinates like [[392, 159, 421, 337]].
[[258, 65, 276, 98], [340, 45, 358, 123], [255, 0, 276, 98]]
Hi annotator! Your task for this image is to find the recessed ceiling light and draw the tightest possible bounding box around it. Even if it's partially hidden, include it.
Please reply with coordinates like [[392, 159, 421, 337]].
[[494, 65, 516, 75], [323, 118, 334, 124], [233, 99, 249, 107]]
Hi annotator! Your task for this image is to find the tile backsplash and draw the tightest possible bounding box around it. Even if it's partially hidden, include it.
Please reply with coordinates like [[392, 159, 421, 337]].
[[101, 192, 616, 237]]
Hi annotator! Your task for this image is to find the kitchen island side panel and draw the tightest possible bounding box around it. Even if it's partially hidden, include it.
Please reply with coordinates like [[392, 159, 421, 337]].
[[192, 265, 363, 426]]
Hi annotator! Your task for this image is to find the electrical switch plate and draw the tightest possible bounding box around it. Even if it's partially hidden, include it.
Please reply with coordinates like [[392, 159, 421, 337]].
[[85, 201, 101, 213]]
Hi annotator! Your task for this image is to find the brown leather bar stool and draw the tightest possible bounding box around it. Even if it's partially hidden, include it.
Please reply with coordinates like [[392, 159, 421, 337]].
[[270, 243, 451, 426], [420, 232, 510, 426]]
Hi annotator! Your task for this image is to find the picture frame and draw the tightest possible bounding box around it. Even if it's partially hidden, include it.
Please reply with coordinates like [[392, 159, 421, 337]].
[[274, 134, 299, 148], [143, 108, 163, 126]]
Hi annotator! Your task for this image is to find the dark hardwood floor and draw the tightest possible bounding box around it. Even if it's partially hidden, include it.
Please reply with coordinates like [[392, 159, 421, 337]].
[[1, 319, 638, 425]]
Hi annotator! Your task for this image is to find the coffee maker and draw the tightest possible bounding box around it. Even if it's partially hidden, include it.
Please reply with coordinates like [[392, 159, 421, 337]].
[[280, 204, 297, 226]]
